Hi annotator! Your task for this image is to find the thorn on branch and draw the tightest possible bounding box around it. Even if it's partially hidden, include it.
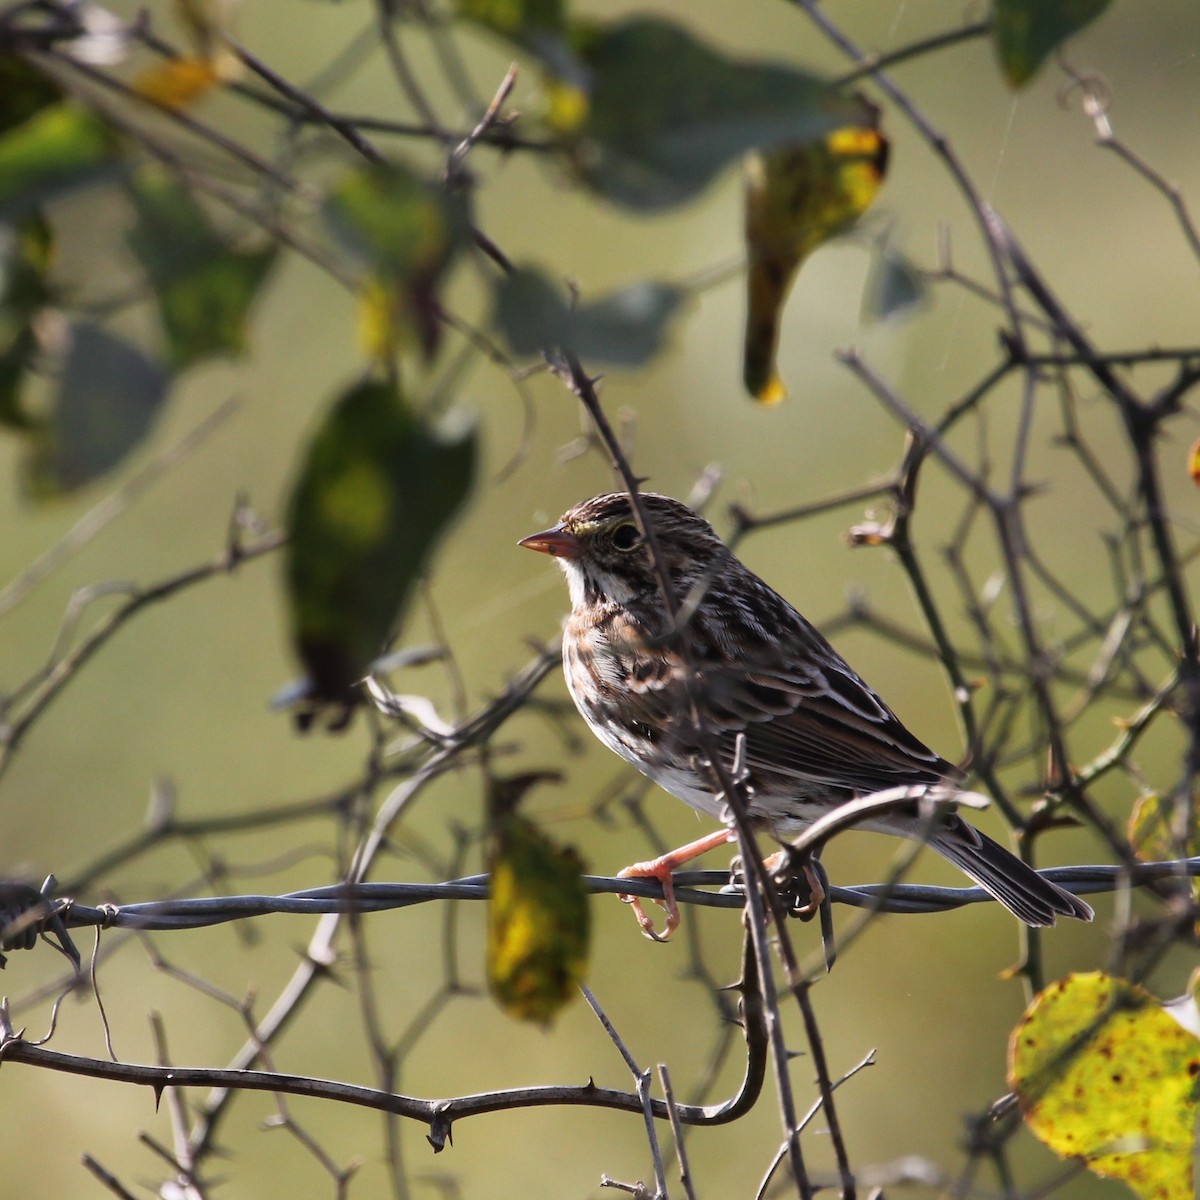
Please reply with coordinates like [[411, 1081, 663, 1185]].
[[428, 1108, 453, 1153]]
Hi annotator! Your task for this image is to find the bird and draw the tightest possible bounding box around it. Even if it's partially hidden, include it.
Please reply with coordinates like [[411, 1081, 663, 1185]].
[[519, 490, 1093, 940]]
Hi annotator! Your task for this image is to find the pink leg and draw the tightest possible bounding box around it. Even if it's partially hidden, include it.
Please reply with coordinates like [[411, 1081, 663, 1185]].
[[617, 829, 735, 942]]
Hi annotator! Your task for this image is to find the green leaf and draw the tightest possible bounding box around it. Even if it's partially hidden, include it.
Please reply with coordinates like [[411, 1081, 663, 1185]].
[[494, 266, 684, 365], [993, 0, 1113, 87], [26, 322, 169, 496], [0, 217, 56, 429], [126, 170, 277, 368], [554, 18, 872, 211], [0, 103, 120, 222], [0, 328, 37, 431], [1009, 972, 1200, 1200], [323, 164, 470, 357], [323, 164, 468, 277], [455, 0, 565, 46], [284, 380, 476, 717], [487, 772, 589, 1025], [0, 59, 65, 136], [863, 242, 927, 323]]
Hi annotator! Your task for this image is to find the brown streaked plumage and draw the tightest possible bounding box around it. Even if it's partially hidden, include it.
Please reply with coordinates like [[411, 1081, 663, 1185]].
[[521, 492, 1093, 939]]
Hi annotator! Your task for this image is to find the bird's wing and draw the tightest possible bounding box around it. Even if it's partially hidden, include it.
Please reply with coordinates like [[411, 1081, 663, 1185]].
[[686, 578, 956, 795], [584, 579, 956, 796]]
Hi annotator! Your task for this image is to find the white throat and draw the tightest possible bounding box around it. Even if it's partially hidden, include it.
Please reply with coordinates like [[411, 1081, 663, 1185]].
[[558, 557, 639, 609]]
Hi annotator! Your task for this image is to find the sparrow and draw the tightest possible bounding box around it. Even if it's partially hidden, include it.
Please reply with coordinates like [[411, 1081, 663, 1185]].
[[521, 491, 1093, 940]]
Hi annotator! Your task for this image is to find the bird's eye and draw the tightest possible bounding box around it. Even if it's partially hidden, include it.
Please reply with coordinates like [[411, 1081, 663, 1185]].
[[611, 523, 641, 551]]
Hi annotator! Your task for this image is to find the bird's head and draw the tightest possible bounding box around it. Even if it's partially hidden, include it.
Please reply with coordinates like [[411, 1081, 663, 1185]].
[[519, 492, 728, 610]]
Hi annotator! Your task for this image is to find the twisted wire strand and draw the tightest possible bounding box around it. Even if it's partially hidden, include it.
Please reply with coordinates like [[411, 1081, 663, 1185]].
[[29, 857, 1198, 936]]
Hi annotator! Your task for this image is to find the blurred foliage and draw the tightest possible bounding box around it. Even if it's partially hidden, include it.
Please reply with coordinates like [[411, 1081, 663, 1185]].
[[284, 379, 475, 722], [494, 266, 684, 365], [543, 18, 874, 210], [323, 163, 471, 361], [486, 771, 590, 1025], [126, 168, 277, 368], [25, 320, 169, 496], [993, 0, 1114, 86], [0, 102, 119, 222]]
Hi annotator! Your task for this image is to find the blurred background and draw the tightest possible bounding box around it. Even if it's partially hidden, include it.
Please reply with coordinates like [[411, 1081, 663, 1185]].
[[1, 1, 1198, 1197]]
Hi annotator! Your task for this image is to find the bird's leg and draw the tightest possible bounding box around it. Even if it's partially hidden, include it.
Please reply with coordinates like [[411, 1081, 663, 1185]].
[[617, 828, 735, 941]]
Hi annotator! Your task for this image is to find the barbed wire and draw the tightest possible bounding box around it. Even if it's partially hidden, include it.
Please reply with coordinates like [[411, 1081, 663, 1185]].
[[4, 858, 1194, 956]]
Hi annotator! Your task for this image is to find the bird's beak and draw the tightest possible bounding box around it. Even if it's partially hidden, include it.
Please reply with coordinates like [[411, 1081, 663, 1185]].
[[518, 524, 582, 559]]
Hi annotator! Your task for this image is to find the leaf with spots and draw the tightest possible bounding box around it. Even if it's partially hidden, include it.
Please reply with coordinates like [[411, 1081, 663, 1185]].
[[1009, 971, 1200, 1200]]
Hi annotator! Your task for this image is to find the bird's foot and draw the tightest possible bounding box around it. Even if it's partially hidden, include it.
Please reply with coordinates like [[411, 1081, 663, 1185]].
[[769, 850, 826, 919], [617, 828, 735, 941], [617, 860, 680, 942]]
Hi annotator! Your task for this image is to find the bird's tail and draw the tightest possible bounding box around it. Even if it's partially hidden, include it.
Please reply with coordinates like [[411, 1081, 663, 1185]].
[[928, 818, 1094, 926]]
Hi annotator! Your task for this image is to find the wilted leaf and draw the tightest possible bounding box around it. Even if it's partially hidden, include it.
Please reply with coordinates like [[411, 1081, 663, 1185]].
[[323, 164, 469, 358], [487, 772, 589, 1025], [1009, 972, 1200, 1200], [550, 18, 872, 211], [743, 119, 888, 402], [494, 266, 684, 365], [131, 57, 223, 110], [127, 169, 276, 367], [284, 380, 475, 720], [993, 0, 1113, 87], [0, 103, 120, 222], [26, 322, 169, 496]]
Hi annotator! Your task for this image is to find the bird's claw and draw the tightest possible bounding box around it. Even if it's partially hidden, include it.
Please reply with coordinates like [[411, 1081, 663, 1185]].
[[618, 861, 680, 942]]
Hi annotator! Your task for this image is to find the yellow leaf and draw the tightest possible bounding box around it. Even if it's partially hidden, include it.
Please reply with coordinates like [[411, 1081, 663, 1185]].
[[356, 276, 405, 365], [1188, 436, 1200, 487], [743, 115, 888, 403], [132, 58, 222, 111], [487, 774, 590, 1025], [541, 78, 590, 135], [1009, 971, 1200, 1200]]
